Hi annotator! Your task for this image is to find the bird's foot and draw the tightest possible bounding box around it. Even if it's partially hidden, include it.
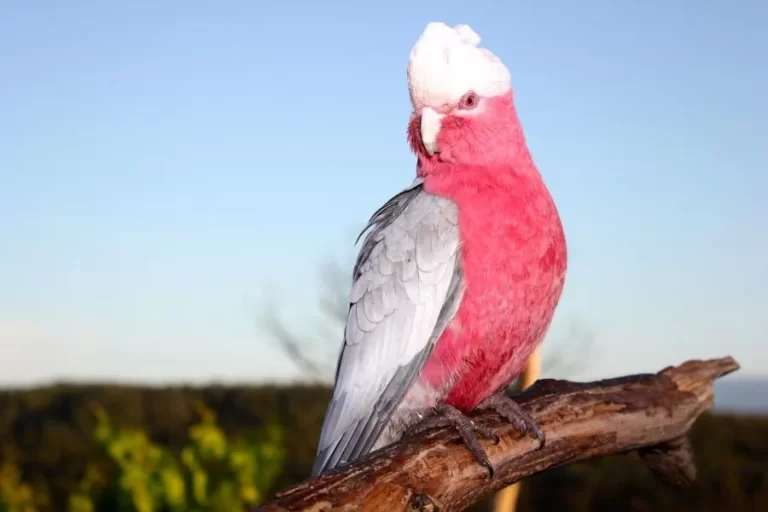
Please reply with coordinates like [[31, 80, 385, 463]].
[[408, 403, 499, 476], [476, 392, 545, 447]]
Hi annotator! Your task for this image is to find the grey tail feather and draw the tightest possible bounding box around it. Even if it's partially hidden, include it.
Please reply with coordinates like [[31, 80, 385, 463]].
[[310, 343, 435, 477]]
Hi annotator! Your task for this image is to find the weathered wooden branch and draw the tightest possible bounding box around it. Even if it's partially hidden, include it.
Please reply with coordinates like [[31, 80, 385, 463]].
[[254, 357, 739, 512]]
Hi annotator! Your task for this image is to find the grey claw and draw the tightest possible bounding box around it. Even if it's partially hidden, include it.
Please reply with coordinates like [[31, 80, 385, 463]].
[[478, 392, 546, 448], [410, 403, 499, 477]]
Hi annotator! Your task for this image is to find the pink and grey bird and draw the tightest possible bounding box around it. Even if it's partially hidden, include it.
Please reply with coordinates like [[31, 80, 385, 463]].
[[312, 22, 567, 476]]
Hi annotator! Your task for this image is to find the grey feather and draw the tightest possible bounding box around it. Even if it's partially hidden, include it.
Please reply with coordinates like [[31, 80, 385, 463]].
[[312, 178, 463, 476]]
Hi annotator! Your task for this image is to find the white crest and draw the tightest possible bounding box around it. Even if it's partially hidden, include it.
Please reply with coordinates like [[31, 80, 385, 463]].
[[407, 22, 511, 110]]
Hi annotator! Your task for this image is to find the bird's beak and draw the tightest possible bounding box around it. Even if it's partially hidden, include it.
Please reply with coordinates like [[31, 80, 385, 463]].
[[420, 107, 444, 156]]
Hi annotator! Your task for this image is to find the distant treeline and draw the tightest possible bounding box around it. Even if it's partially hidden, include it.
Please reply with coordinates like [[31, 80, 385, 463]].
[[0, 383, 766, 511]]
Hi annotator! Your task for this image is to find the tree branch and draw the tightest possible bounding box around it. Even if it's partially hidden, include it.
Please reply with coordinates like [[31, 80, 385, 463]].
[[254, 356, 739, 512]]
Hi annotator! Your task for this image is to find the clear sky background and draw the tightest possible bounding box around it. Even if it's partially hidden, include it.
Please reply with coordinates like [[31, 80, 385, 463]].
[[1, 1, 766, 386]]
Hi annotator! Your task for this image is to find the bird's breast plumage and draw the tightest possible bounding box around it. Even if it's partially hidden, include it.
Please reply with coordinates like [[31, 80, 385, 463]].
[[418, 165, 567, 410]]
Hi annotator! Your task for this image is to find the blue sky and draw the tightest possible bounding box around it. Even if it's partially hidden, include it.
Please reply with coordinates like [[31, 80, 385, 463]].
[[1, 1, 766, 386]]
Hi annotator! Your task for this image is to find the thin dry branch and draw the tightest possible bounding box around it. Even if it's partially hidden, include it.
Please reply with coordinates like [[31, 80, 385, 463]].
[[254, 356, 739, 512]]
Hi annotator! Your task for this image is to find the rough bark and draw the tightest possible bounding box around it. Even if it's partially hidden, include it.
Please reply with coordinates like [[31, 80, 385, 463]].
[[253, 356, 739, 512]]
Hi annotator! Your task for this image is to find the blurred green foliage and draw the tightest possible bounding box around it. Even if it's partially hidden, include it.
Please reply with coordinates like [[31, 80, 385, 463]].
[[83, 401, 283, 512], [0, 384, 766, 511], [0, 454, 47, 512], [0, 392, 286, 512]]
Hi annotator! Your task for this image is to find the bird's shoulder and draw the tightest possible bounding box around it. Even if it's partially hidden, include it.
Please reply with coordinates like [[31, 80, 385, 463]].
[[352, 178, 460, 284]]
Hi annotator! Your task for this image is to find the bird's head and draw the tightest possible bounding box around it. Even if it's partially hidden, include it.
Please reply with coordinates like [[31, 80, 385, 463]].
[[407, 23, 525, 171]]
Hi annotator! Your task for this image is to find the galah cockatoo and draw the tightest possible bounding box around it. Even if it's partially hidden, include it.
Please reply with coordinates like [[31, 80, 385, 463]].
[[312, 22, 567, 477]]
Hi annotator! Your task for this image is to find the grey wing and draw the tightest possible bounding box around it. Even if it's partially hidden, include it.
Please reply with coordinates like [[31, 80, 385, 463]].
[[311, 178, 464, 476]]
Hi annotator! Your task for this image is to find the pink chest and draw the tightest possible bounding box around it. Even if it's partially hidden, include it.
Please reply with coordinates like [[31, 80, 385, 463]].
[[419, 168, 567, 410]]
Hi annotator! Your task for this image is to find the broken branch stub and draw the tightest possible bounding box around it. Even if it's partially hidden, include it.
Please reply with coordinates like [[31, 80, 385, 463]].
[[254, 356, 739, 512]]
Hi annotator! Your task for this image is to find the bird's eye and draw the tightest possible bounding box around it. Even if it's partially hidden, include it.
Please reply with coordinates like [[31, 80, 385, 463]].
[[458, 92, 478, 110]]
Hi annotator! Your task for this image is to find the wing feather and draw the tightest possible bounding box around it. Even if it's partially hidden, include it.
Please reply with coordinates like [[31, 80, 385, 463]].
[[312, 178, 463, 476]]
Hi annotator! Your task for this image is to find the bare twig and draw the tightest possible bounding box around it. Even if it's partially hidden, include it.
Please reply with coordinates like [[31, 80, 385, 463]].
[[253, 356, 739, 512]]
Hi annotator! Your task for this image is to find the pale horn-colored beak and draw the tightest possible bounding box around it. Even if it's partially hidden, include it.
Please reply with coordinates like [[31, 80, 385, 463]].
[[420, 107, 444, 156]]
